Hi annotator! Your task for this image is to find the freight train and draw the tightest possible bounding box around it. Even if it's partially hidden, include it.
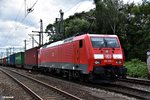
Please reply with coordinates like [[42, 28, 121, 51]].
[[0, 34, 127, 81]]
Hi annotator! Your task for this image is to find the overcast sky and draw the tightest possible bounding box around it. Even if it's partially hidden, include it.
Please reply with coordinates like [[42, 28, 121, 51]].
[[0, 0, 141, 56]]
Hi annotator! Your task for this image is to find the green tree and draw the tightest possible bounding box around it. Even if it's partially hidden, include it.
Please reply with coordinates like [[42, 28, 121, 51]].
[[65, 18, 90, 37], [45, 10, 95, 40], [120, 1, 150, 61], [94, 0, 125, 34]]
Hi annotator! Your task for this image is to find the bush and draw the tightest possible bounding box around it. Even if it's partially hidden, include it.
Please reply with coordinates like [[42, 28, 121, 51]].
[[125, 59, 148, 78]]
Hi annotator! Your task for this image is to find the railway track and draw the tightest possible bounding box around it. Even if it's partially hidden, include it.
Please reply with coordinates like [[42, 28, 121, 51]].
[[2, 66, 150, 99], [85, 81, 150, 100], [0, 68, 82, 100], [3, 67, 132, 100], [106, 83, 150, 100], [118, 77, 150, 86], [79, 82, 150, 100]]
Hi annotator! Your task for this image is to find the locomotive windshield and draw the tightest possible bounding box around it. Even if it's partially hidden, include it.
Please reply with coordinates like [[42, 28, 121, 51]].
[[91, 37, 120, 48]]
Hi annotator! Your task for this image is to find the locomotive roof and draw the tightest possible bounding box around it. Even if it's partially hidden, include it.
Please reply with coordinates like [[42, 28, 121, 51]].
[[40, 40, 64, 49], [88, 34, 118, 37], [40, 34, 118, 49]]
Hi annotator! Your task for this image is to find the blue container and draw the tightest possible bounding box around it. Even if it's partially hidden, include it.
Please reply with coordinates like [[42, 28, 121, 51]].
[[10, 54, 15, 65]]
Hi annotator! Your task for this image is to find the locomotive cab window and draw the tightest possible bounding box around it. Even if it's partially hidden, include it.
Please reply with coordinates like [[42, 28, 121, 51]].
[[79, 40, 83, 48], [91, 37, 120, 48]]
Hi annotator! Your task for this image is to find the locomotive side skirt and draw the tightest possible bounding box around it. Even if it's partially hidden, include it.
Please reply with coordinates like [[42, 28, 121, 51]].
[[39, 62, 88, 74]]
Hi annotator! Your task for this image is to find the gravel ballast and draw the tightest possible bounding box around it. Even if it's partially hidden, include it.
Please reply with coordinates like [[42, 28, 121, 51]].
[[0, 69, 33, 100]]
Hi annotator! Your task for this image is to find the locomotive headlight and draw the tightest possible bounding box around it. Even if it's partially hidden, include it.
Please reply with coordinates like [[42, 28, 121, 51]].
[[94, 54, 104, 59], [95, 60, 100, 64], [116, 60, 122, 64], [113, 54, 123, 59]]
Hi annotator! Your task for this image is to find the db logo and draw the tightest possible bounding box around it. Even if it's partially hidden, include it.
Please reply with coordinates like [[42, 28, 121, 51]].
[[105, 54, 112, 59]]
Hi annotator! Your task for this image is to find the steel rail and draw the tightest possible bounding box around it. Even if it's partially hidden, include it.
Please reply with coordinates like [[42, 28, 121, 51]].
[[118, 78, 150, 86], [91, 83, 150, 100], [2, 67, 82, 100], [0, 68, 43, 100]]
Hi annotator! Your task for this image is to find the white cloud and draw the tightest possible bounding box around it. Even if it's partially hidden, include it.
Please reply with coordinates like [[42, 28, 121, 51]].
[[0, 0, 95, 52]]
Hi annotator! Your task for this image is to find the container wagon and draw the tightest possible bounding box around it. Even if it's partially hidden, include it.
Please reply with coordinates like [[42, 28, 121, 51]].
[[2, 57, 7, 66], [24, 47, 39, 70], [0, 59, 2, 66], [6, 56, 10, 66], [15, 52, 24, 68], [10, 54, 15, 67]]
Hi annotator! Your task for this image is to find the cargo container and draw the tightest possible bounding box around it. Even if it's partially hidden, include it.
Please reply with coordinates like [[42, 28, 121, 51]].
[[15, 52, 24, 68], [6, 56, 10, 66], [10, 54, 15, 67], [2, 57, 7, 66], [0, 59, 2, 66], [24, 47, 39, 70]]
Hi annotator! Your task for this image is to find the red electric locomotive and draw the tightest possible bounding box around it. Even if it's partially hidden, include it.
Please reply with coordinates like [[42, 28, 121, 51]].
[[38, 34, 127, 81]]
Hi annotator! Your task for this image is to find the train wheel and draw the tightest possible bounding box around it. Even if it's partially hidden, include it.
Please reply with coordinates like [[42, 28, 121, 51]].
[[80, 74, 88, 82], [32, 66, 38, 71], [88, 72, 95, 82], [121, 74, 127, 79], [68, 71, 72, 80], [62, 70, 67, 78]]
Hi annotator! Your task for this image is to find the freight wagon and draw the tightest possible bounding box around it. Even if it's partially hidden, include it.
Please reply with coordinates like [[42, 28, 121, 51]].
[[2, 57, 7, 66], [24, 47, 39, 70], [0, 59, 2, 66], [6, 56, 10, 66], [10, 54, 15, 67], [15, 52, 24, 68]]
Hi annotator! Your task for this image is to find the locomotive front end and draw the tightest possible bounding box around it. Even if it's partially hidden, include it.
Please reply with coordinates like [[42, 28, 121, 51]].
[[89, 35, 127, 79]]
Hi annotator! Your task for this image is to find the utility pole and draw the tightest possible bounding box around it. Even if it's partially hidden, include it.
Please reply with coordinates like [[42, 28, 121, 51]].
[[32, 30, 41, 46], [30, 37, 35, 48], [40, 19, 43, 45], [12, 47, 15, 54], [24, 0, 26, 16], [32, 19, 43, 46], [9, 47, 12, 55], [6, 48, 9, 57], [59, 9, 64, 36], [24, 40, 27, 51], [55, 18, 59, 34], [0, 52, 3, 59], [28, 34, 39, 47], [55, 10, 64, 38]]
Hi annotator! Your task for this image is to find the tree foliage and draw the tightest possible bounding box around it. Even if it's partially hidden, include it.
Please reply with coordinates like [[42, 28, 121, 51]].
[[64, 11, 96, 37], [65, 18, 90, 37], [94, 0, 125, 34], [119, 1, 150, 61], [125, 59, 148, 78]]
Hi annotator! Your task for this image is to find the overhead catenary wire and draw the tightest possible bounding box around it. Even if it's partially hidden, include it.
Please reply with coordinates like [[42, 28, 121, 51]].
[[26, 0, 38, 14], [3, 0, 39, 53], [18, 0, 39, 28], [56, 1, 79, 18], [64, 1, 82, 13], [7, 1, 24, 35], [64, 1, 95, 15], [12, 0, 39, 31]]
